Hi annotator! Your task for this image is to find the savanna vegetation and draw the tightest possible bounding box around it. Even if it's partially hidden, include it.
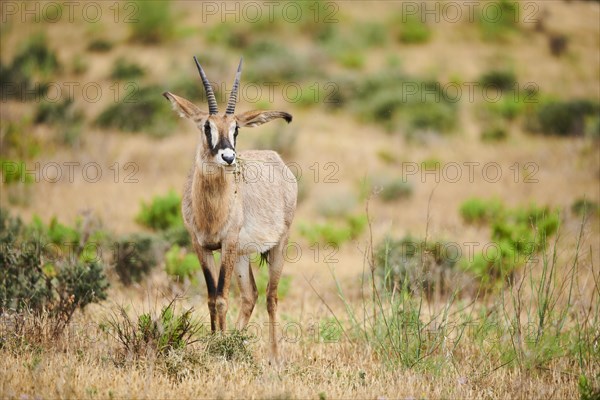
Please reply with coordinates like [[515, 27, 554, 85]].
[[1, 1, 599, 399]]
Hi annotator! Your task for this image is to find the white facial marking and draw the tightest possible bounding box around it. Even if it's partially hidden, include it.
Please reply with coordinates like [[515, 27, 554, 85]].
[[208, 120, 218, 149], [228, 122, 237, 145]]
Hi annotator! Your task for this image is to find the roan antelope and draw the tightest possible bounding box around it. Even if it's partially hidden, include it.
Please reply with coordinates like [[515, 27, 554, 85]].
[[163, 57, 297, 361]]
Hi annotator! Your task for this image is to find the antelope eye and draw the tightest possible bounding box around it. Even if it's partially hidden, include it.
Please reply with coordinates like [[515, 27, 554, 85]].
[[234, 125, 239, 137], [204, 121, 211, 135]]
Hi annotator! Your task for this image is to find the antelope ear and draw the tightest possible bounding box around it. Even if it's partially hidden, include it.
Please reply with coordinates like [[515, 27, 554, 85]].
[[235, 110, 292, 127], [163, 92, 207, 120]]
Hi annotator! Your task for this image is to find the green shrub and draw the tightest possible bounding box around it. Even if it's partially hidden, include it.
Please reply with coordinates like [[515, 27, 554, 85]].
[[110, 57, 145, 80], [335, 50, 365, 70], [477, 0, 520, 41], [104, 299, 202, 360], [136, 190, 182, 231], [113, 233, 163, 286], [350, 70, 458, 135], [162, 225, 191, 248], [525, 99, 600, 137], [34, 215, 80, 246], [95, 85, 175, 136], [0, 33, 60, 101], [460, 197, 504, 224], [571, 198, 599, 217], [129, 1, 175, 44], [378, 178, 413, 202], [87, 38, 113, 52], [375, 235, 459, 297], [1, 119, 40, 159], [398, 16, 431, 44], [298, 214, 367, 246], [480, 69, 516, 90], [460, 200, 560, 284], [243, 40, 316, 83], [488, 95, 529, 121], [11, 32, 61, 77], [165, 245, 201, 284], [0, 208, 109, 335], [1, 160, 34, 185]]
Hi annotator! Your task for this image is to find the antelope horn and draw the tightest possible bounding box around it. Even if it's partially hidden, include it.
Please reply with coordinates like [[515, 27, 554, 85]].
[[193, 56, 219, 115], [225, 57, 243, 115]]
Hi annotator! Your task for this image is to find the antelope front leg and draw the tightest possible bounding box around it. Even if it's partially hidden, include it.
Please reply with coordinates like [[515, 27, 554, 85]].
[[215, 241, 237, 331], [197, 246, 218, 332]]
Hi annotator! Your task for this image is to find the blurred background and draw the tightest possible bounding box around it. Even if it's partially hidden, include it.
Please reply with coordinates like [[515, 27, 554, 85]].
[[1, 3, 600, 396], [1, 0, 599, 291]]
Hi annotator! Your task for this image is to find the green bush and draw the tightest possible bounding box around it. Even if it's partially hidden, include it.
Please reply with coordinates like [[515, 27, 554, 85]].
[[95, 85, 175, 136], [244, 40, 316, 83], [298, 214, 367, 246], [162, 225, 191, 248], [165, 245, 201, 284], [113, 233, 163, 286], [87, 38, 113, 52], [129, 1, 175, 44], [0, 208, 109, 335], [525, 99, 600, 137], [398, 16, 431, 44], [480, 69, 517, 90], [136, 190, 182, 231], [571, 198, 599, 217], [1, 160, 34, 185], [0, 33, 60, 101], [460, 197, 504, 224], [105, 299, 202, 360], [349, 70, 458, 135], [10, 32, 61, 77], [460, 200, 560, 284], [0, 119, 41, 159], [375, 235, 459, 297], [378, 178, 413, 202], [477, 0, 520, 41], [110, 57, 145, 80]]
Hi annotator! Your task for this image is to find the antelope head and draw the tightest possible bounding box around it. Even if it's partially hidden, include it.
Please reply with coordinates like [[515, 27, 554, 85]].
[[163, 57, 292, 166]]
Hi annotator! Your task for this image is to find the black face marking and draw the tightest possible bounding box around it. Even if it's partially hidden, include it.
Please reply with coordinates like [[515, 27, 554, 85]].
[[204, 120, 213, 149], [215, 135, 234, 154], [234, 124, 239, 147]]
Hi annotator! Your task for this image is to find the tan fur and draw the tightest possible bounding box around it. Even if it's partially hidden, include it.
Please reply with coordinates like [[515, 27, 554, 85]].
[[165, 89, 296, 363]]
